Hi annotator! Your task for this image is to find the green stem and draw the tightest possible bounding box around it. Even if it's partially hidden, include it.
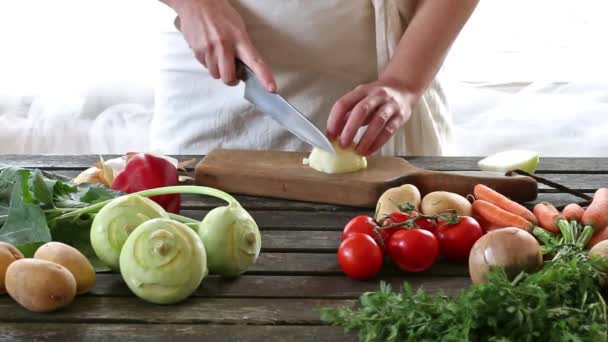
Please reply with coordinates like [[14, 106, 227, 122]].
[[557, 220, 573, 244], [53, 185, 237, 221], [578, 225, 595, 249], [168, 213, 200, 224], [532, 226, 555, 246]]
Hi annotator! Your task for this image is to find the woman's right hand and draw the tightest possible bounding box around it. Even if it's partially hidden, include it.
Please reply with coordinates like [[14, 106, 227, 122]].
[[168, 0, 276, 92]]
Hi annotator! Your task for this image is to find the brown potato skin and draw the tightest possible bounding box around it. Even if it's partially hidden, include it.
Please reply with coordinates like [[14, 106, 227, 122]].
[[0, 242, 25, 294], [5, 259, 77, 312], [34, 242, 96, 295]]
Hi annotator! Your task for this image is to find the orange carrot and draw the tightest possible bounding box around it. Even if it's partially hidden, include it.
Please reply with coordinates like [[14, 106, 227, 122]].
[[473, 213, 501, 233], [473, 184, 537, 224], [533, 202, 562, 234], [472, 200, 534, 231], [582, 188, 608, 230], [588, 225, 608, 248], [562, 203, 584, 222]]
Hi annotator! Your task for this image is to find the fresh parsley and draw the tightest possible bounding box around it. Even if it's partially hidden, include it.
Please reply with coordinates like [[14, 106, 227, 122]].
[[321, 249, 608, 342]]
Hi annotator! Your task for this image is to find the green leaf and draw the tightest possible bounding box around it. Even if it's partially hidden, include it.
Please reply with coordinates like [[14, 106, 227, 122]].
[[0, 174, 51, 248], [77, 183, 122, 204], [30, 169, 53, 205], [0, 166, 121, 271]]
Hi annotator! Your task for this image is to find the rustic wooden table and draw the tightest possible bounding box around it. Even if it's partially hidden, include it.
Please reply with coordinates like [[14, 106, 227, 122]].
[[0, 155, 604, 342]]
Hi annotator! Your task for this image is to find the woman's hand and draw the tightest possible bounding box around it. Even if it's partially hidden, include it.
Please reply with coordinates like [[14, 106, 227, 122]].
[[168, 0, 276, 91], [326, 78, 418, 156]]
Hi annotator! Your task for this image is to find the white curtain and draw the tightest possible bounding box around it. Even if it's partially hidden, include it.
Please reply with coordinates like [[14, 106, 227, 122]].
[[0, 0, 607, 156]]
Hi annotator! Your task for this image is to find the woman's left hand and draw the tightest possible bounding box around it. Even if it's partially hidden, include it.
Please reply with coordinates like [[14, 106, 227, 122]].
[[326, 79, 418, 156]]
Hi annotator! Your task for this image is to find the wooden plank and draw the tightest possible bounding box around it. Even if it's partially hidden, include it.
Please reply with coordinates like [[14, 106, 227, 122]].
[[0, 323, 356, 342], [182, 210, 364, 230], [2, 154, 607, 172], [248, 253, 469, 276], [0, 297, 355, 325], [261, 231, 339, 252], [8, 168, 606, 196], [91, 274, 470, 298]]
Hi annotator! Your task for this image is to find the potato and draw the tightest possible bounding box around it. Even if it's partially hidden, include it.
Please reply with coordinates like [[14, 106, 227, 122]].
[[0, 242, 24, 294], [375, 184, 421, 221], [421, 191, 472, 217], [5, 259, 76, 312], [34, 242, 96, 294]]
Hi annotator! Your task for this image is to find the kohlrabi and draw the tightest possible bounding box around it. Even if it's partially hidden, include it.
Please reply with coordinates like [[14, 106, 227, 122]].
[[90, 194, 167, 271], [60, 185, 262, 279], [198, 201, 261, 276], [119, 218, 206, 304]]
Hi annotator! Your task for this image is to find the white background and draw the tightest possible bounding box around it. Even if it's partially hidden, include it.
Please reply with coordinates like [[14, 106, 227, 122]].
[[1, 1, 607, 156]]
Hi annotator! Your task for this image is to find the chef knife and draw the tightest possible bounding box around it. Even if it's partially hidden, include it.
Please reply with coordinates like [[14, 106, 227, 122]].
[[174, 17, 335, 154]]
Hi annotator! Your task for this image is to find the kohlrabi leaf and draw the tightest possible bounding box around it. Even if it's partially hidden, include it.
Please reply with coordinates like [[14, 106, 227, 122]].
[[0, 165, 122, 269], [0, 173, 52, 250]]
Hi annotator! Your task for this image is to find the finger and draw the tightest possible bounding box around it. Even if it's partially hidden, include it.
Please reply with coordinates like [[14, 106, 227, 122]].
[[237, 38, 277, 92], [326, 86, 369, 139], [218, 46, 238, 86], [366, 115, 407, 156], [339, 95, 384, 147], [205, 52, 220, 79], [355, 103, 397, 155], [194, 50, 208, 68]]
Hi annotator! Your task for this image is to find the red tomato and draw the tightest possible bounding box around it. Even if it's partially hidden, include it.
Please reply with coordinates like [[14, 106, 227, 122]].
[[435, 216, 483, 261], [342, 215, 387, 248], [380, 212, 412, 239], [342, 215, 377, 240], [387, 229, 438, 272], [337, 233, 383, 280], [414, 217, 437, 234]]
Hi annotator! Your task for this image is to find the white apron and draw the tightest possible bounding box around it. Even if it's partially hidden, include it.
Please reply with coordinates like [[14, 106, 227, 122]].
[[150, 0, 453, 156]]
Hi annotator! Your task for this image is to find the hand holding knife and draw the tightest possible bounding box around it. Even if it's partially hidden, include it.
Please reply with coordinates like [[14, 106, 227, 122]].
[[174, 16, 335, 154]]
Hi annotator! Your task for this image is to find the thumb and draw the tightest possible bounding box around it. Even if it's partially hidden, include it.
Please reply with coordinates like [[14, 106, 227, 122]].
[[237, 39, 277, 92]]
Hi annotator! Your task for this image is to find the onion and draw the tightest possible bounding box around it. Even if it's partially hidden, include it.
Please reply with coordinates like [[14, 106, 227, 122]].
[[91, 194, 168, 271], [468, 227, 542, 284], [198, 201, 261, 276], [119, 218, 206, 304], [304, 142, 367, 174]]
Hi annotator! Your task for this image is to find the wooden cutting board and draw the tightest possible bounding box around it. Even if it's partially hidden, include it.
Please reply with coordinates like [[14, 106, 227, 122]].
[[194, 149, 538, 208]]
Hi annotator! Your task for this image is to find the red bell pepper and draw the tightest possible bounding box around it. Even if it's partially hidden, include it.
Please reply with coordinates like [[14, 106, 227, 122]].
[[111, 153, 181, 213]]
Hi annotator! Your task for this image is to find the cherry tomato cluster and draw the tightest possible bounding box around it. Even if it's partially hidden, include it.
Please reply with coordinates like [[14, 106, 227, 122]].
[[338, 210, 483, 280]]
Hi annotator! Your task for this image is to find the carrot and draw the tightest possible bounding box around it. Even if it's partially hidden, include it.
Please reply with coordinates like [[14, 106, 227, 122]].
[[472, 200, 534, 231], [533, 202, 562, 234], [562, 203, 584, 222], [588, 225, 608, 249], [473, 184, 537, 224], [473, 213, 502, 232], [582, 188, 608, 230]]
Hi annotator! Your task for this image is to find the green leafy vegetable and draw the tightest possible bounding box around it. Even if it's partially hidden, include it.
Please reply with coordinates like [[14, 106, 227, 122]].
[[0, 166, 122, 269], [321, 248, 608, 342]]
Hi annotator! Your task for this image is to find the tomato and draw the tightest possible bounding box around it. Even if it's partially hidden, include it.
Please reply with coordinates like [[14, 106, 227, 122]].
[[387, 229, 438, 272], [342, 215, 377, 240], [435, 216, 483, 261], [380, 212, 412, 240], [337, 233, 383, 280], [414, 217, 437, 234], [342, 215, 387, 249]]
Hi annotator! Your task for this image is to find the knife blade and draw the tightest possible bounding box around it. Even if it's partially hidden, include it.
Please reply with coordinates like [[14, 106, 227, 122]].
[[236, 61, 335, 154]]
